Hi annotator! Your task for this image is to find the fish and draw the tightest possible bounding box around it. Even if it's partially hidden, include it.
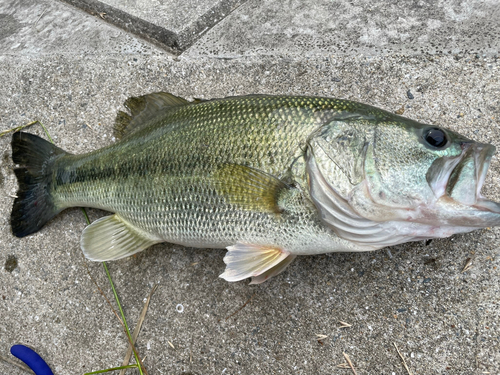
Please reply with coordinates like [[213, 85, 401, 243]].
[[10, 92, 500, 283]]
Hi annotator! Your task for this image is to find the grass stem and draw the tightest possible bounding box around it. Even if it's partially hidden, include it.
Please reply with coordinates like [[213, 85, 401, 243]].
[[84, 364, 138, 374], [103, 263, 146, 375]]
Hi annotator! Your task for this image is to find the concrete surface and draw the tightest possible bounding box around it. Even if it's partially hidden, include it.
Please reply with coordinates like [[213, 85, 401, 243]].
[[0, 0, 162, 55], [187, 0, 500, 58], [61, 0, 247, 52], [1, 0, 499, 374]]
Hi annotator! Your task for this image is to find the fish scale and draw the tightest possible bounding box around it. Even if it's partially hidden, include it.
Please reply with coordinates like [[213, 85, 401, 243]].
[[49, 95, 352, 253], [11, 93, 500, 283]]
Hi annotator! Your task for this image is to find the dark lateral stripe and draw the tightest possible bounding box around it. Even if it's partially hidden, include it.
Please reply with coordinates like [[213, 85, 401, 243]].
[[53, 155, 211, 189]]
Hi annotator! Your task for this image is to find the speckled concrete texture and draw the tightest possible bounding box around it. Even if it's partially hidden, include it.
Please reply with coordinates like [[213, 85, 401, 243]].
[[0, 0, 161, 55], [1, 0, 499, 374], [187, 0, 500, 58]]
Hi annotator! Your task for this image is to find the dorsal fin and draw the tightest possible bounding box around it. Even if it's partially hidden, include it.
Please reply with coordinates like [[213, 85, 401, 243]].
[[113, 92, 192, 139]]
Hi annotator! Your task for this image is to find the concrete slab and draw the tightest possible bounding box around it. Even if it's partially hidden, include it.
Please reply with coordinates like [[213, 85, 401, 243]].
[[187, 0, 500, 58], [1, 0, 500, 374], [0, 0, 165, 55], [61, 0, 247, 53]]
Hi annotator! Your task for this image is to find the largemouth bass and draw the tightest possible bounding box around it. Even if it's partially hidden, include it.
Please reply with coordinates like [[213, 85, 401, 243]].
[[11, 93, 500, 283]]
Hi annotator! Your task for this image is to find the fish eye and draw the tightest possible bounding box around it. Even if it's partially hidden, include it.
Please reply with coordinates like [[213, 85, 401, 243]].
[[423, 128, 448, 149]]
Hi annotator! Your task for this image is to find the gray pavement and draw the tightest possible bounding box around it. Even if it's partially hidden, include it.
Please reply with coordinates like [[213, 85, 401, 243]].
[[60, 0, 246, 52], [188, 0, 500, 58], [0, 0, 499, 374]]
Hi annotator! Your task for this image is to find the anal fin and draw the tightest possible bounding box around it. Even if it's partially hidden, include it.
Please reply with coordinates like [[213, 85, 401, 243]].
[[81, 214, 161, 261], [220, 243, 294, 283]]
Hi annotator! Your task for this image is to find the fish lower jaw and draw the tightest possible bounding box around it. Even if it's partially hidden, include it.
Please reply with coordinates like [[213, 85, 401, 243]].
[[409, 196, 500, 228]]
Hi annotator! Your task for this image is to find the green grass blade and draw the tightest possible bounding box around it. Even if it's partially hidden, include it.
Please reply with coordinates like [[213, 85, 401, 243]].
[[81, 207, 91, 225], [84, 364, 138, 374], [0, 120, 39, 138], [103, 262, 145, 375], [37, 121, 54, 143]]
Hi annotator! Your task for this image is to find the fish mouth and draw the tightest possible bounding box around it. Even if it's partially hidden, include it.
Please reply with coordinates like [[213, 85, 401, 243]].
[[432, 142, 500, 214]]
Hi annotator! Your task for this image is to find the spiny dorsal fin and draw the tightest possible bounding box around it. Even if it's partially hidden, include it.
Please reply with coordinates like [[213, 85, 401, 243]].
[[213, 164, 289, 214], [114, 92, 192, 139]]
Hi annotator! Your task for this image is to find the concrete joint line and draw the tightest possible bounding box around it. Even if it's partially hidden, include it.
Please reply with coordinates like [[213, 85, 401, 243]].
[[59, 0, 249, 54]]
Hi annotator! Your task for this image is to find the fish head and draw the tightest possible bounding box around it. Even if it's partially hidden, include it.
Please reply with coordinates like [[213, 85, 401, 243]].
[[307, 115, 500, 248]]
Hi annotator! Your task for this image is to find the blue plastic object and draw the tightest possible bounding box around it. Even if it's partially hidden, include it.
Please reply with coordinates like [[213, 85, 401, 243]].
[[10, 345, 54, 375]]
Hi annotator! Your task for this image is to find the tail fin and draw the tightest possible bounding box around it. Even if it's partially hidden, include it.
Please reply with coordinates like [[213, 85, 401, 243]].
[[11, 132, 67, 237]]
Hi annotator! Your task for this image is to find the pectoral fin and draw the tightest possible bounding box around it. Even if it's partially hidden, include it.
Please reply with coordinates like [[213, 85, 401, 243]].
[[81, 214, 161, 261], [214, 164, 288, 213], [220, 243, 294, 283]]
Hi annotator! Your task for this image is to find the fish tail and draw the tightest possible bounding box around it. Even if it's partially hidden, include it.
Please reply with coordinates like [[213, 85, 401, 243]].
[[11, 132, 67, 238]]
